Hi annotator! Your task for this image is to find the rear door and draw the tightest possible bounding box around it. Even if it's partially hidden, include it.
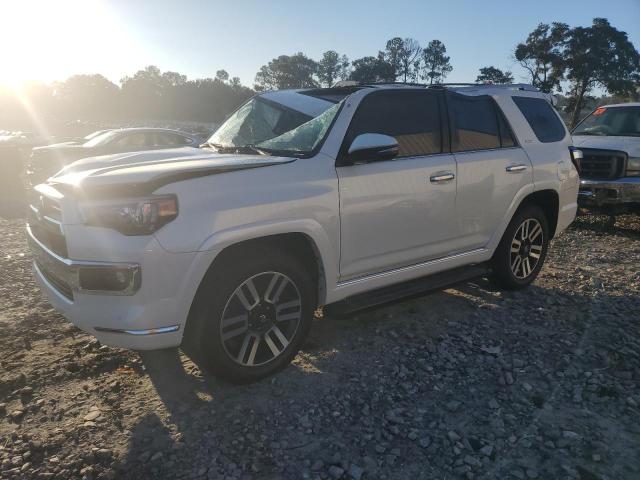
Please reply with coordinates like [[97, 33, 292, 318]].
[[448, 92, 533, 250], [336, 89, 459, 280]]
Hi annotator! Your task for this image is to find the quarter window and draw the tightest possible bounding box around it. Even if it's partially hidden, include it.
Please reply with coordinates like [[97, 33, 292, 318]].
[[343, 90, 442, 158], [512, 96, 566, 143], [449, 93, 501, 152]]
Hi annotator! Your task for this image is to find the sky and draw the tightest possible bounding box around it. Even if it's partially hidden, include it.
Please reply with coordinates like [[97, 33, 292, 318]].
[[0, 0, 639, 88]]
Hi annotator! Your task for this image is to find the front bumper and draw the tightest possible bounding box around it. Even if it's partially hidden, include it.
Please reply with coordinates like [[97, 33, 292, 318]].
[[27, 224, 201, 350], [578, 177, 640, 207]]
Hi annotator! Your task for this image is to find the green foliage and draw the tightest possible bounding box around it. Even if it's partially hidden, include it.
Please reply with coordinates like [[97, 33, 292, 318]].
[[349, 55, 395, 83], [421, 40, 452, 85], [515, 22, 569, 93], [564, 18, 640, 127], [317, 51, 351, 87], [254, 53, 318, 90], [475, 66, 514, 84]]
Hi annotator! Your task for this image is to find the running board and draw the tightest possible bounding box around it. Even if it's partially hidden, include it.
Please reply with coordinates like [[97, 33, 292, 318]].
[[325, 264, 490, 316]]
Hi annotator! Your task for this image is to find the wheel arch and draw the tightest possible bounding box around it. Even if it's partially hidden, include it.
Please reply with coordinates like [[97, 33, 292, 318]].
[[519, 189, 560, 238]]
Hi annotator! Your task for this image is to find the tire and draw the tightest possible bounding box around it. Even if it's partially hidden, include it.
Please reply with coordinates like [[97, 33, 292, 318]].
[[185, 245, 315, 384], [490, 204, 549, 290]]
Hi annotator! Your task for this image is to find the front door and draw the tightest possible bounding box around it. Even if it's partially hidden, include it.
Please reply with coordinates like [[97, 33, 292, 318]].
[[336, 89, 458, 281]]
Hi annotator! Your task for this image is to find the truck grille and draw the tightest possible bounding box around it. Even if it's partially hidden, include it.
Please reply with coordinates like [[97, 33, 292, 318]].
[[579, 148, 627, 180], [27, 189, 68, 258]]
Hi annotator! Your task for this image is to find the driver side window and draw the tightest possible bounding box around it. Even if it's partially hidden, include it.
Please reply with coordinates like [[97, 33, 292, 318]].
[[342, 90, 443, 159]]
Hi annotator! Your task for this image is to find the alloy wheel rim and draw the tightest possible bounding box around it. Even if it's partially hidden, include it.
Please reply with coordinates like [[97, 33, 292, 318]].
[[510, 218, 544, 279], [220, 271, 302, 367]]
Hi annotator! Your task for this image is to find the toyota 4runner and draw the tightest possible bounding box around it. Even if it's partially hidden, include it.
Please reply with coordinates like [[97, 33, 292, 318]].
[[27, 83, 579, 382]]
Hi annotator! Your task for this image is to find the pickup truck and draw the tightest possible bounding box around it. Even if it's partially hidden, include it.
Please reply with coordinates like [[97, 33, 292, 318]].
[[27, 83, 579, 382], [572, 103, 640, 217]]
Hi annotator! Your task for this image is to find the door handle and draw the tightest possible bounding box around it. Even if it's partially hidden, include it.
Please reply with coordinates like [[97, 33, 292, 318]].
[[430, 172, 455, 183], [506, 164, 527, 173]]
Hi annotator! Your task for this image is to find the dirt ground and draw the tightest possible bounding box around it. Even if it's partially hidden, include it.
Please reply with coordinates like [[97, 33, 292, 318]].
[[1, 214, 639, 480]]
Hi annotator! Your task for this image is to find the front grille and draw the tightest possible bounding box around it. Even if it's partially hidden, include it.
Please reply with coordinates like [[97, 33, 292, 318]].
[[27, 189, 68, 258], [36, 261, 74, 300], [579, 148, 627, 180]]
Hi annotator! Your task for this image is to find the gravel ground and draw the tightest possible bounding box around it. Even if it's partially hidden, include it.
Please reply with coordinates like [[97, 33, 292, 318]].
[[1, 214, 639, 480]]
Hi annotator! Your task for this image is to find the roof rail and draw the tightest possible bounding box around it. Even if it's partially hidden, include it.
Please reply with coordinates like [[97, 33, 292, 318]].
[[430, 83, 540, 92], [331, 80, 540, 92]]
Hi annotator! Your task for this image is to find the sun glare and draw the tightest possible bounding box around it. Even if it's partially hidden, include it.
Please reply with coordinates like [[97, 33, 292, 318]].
[[0, 0, 139, 88]]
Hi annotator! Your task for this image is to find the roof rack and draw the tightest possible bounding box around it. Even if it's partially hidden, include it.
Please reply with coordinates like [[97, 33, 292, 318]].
[[432, 83, 540, 92], [331, 80, 540, 92]]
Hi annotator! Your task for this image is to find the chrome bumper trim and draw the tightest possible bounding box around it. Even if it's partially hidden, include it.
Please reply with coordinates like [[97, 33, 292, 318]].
[[579, 178, 640, 205], [27, 224, 141, 296], [94, 325, 180, 335]]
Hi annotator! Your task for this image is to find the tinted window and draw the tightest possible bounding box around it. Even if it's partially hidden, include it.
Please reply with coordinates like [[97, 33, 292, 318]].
[[344, 90, 442, 158], [449, 93, 500, 152], [512, 96, 566, 143], [498, 109, 517, 148], [155, 133, 192, 146], [114, 133, 154, 149]]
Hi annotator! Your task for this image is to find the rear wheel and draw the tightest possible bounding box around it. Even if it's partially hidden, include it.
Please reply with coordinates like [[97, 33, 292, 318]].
[[491, 205, 549, 290], [186, 246, 315, 383]]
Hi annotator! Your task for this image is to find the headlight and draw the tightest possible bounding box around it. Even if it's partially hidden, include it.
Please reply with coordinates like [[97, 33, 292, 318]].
[[80, 195, 178, 235], [627, 157, 640, 177]]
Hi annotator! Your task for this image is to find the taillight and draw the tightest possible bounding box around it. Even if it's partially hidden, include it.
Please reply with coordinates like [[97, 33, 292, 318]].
[[569, 147, 582, 174]]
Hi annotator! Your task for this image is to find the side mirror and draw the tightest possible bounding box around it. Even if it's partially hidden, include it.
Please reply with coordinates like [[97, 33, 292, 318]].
[[346, 133, 399, 164]]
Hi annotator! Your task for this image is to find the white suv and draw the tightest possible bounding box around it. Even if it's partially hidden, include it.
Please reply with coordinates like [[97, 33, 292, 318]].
[[27, 83, 579, 382]]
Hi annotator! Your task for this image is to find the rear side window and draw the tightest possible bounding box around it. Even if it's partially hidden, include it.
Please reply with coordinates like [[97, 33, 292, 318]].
[[512, 96, 566, 143], [343, 90, 442, 158], [448, 94, 501, 152]]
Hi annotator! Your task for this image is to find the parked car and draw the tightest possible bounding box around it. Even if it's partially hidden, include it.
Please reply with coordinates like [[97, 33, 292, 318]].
[[572, 103, 640, 216], [27, 84, 579, 382], [26, 127, 203, 185]]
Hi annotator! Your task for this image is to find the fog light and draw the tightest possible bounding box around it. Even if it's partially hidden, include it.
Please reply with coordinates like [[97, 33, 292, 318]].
[[78, 266, 140, 293]]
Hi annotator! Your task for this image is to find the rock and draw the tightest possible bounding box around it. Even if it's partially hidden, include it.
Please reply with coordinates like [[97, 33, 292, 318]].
[[480, 444, 493, 457], [348, 464, 365, 480], [95, 449, 112, 460], [446, 400, 461, 412], [83, 410, 102, 422], [418, 436, 431, 448], [463, 455, 481, 468], [10, 410, 24, 421], [526, 468, 539, 479], [488, 399, 500, 410], [311, 460, 324, 471], [328, 465, 344, 479]]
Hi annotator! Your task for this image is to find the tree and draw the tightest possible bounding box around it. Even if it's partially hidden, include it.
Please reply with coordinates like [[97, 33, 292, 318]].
[[254, 53, 318, 90], [420, 40, 452, 84], [383, 37, 404, 80], [476, 66, 514, 84], [397, 38, 422, 82], [515, 22, 569, 93], [55, 74, 120, 119], [564, 18, 640, 127], [349, 55, 395, 83], [215, 70, 229, 82], [317, 50, 350, 87]]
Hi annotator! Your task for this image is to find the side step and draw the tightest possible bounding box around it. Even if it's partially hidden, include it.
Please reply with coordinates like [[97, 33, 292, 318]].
[[325, 264, 491, 317]]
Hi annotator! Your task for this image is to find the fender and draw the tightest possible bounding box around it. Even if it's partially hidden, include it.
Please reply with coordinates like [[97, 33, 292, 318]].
[[485, 182, 536, 253], [196, 217, 338, 305]]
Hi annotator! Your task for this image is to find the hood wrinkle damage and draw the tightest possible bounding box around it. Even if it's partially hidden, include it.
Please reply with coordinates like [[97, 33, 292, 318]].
[[49, 148, 296, 193]]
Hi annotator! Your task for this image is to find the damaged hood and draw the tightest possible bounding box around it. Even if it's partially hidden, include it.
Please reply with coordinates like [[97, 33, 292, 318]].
[[49, 147, 295, 191], [572, 135, 640, 157]]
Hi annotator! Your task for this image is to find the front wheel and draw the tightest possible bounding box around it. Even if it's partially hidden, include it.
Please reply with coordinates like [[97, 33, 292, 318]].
[[186, 246, 315, 383], [490, 205, 549, 290]]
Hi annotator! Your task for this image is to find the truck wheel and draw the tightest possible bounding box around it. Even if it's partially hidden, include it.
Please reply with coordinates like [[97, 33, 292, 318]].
[[490, 205, 549, 290], [186, 246, 315, 383]]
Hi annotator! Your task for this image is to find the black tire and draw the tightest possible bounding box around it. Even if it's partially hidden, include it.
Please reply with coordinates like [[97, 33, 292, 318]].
[[490, 204, 549, 290], [184, 245, 315, 384]]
